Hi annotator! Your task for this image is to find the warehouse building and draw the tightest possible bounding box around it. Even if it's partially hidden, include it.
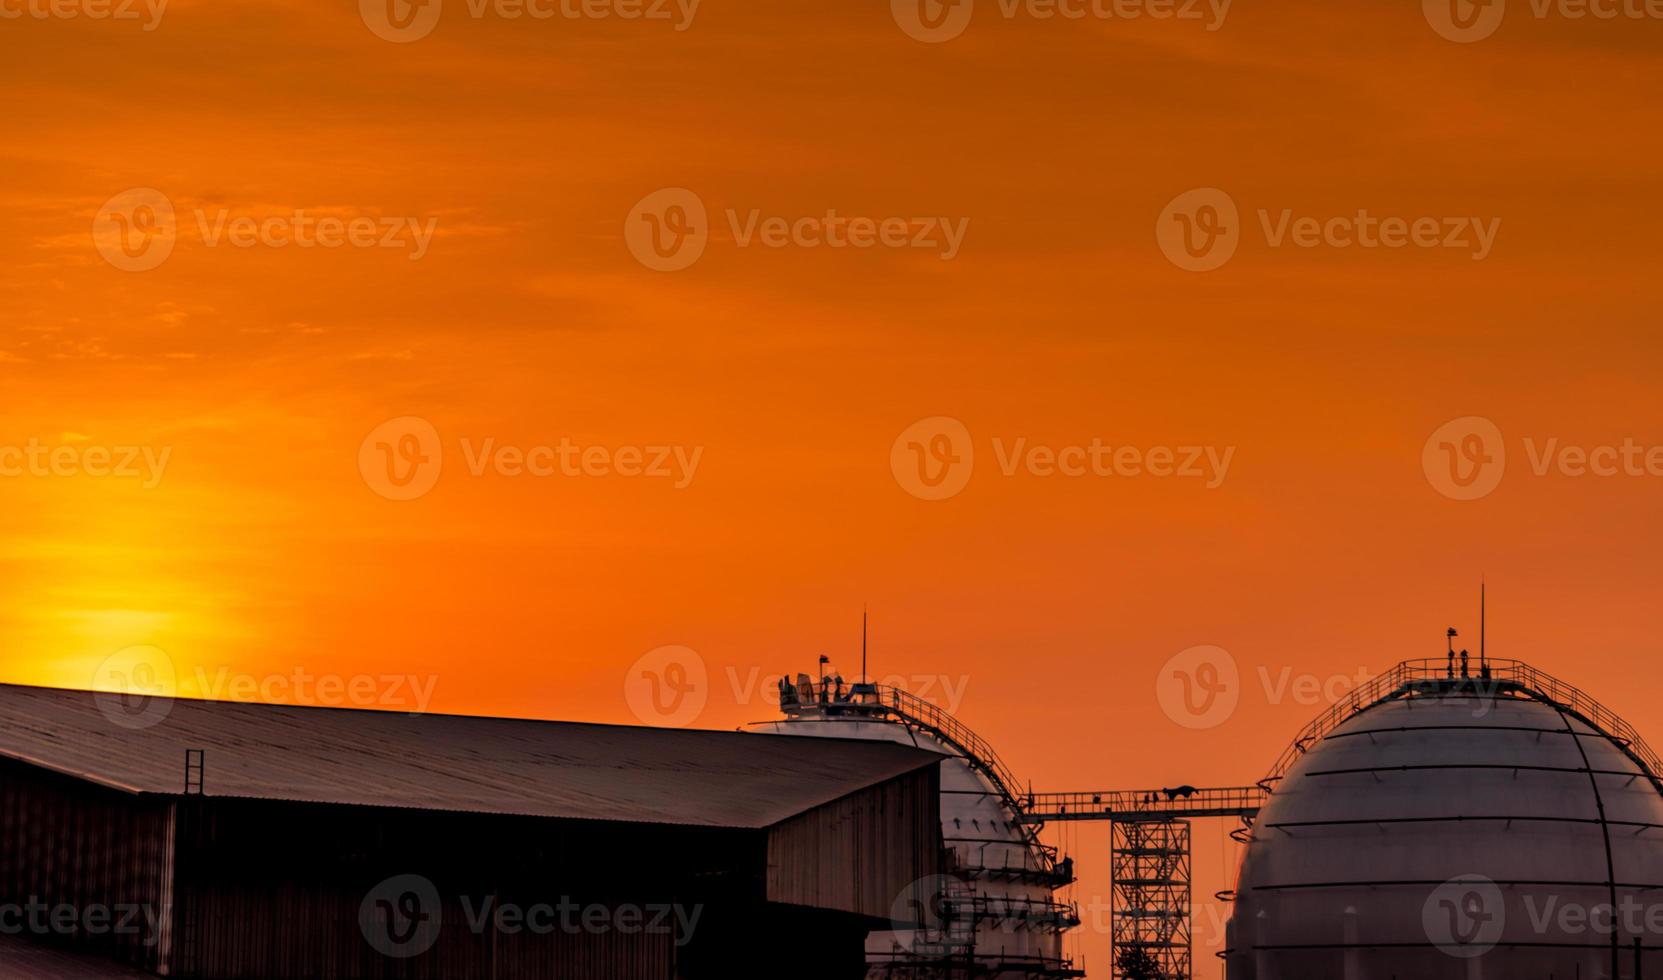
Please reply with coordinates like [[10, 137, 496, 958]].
[[0, 683, 944, 979]]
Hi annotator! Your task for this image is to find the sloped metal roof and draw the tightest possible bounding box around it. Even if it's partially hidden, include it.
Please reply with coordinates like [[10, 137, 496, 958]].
[[0, 683, 942, 828]]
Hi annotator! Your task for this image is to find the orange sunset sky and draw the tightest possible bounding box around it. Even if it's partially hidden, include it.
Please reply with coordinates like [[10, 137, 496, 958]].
[[5, 0, 1663, 974]]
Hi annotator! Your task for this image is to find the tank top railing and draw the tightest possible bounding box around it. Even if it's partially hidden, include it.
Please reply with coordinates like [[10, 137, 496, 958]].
[[940, 893, 1083, 930], [879, 686, 1027, 809], [862, 685, 1059, 874], [1260, 658, 1663, 796], [1507, 661, 1663, 783]]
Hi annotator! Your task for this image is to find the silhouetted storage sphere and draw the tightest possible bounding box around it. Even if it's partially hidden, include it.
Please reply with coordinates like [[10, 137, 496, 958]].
[[1227, 678, 1663, 980]]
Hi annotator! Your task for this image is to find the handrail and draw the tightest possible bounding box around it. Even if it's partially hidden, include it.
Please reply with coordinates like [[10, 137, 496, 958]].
[[1260, 658, 1663, 795], [1023, 785, 1266, 822], [880, 686, 1028, 810], [869, 949, 1084, 978], [944, 893, 1083, 926], [856, 685, 1059, 873]]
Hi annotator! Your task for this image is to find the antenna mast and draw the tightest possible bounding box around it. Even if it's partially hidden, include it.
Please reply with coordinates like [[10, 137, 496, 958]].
[[861, 605, 868, 684], [1480, 578, 1487, 666]]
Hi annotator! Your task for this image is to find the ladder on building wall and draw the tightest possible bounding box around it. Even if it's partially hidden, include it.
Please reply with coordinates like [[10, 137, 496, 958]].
[[177, 749, 206, 976]]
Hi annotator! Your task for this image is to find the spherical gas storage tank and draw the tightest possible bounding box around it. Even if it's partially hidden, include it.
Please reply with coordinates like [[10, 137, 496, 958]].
[[1226, 661, 1663, 980], [749, 677, 1081, 979]]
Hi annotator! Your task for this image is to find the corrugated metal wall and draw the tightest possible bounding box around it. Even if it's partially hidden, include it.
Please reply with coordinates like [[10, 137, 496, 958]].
[[178, 885, 678, 979], [764, 763, 941, 921], [674, 899, 871, 980], [0, 759, 174, 973], [170, 797, 720, 980], [0, 757, 941, 979]]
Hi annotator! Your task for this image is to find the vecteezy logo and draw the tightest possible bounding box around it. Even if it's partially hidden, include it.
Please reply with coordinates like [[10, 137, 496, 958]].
[[624, 645, 709, 727], [625, 188, 709, 272], [889, 874, 967, 940], [361, 0, 442, 42], [1424, 0, 1505, 42], [360, 874, 442, 958], [1156, 188, 1240, 272], [892, 0, 973, 42], [1423, 875, 1504, 957], [890, 417, 974, 501], [359, 417, 444, 501], [1155, 645, 1240, 729], [91, 645, 178, 730], [1422, 416, 1505, 501], [92, 188, 177, 272]]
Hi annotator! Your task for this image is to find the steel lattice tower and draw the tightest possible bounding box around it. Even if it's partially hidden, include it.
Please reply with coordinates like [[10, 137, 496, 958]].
[[1110, 818, 1192, 980]]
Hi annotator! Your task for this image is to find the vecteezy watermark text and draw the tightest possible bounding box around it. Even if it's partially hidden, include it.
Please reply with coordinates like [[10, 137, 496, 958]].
[[190, 667, 439, 713], [93, 188, 438, 272], [891, 0, 1230, 43], [459, 438, 701, 487], [358, 417, 703, 501], [1423, 416, 1663, 501], [624, 188, 969, 272], [360, 0, 699, 42], [458, 896, 701, 943], [889, 416, 1234, 501], [1156, 187, 1501, 272], [359, 874, 703, 959], [727, 666, 972, 714], [0, 900, 165, 946], [1, 439, 171, 489], [1425, 0, 1663, 43], [0, 0, 166, 29], [622, 645, 975, 728], [1156, 645, 1377, 729], [727, 210, 969, 259], [195, 209, 438, 258], [990, 437, 1233, 486], [91, 645, 442, 731]]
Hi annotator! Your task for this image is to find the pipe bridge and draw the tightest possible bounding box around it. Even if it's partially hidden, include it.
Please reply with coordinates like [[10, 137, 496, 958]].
[[1019, 785, 1266, 823]]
